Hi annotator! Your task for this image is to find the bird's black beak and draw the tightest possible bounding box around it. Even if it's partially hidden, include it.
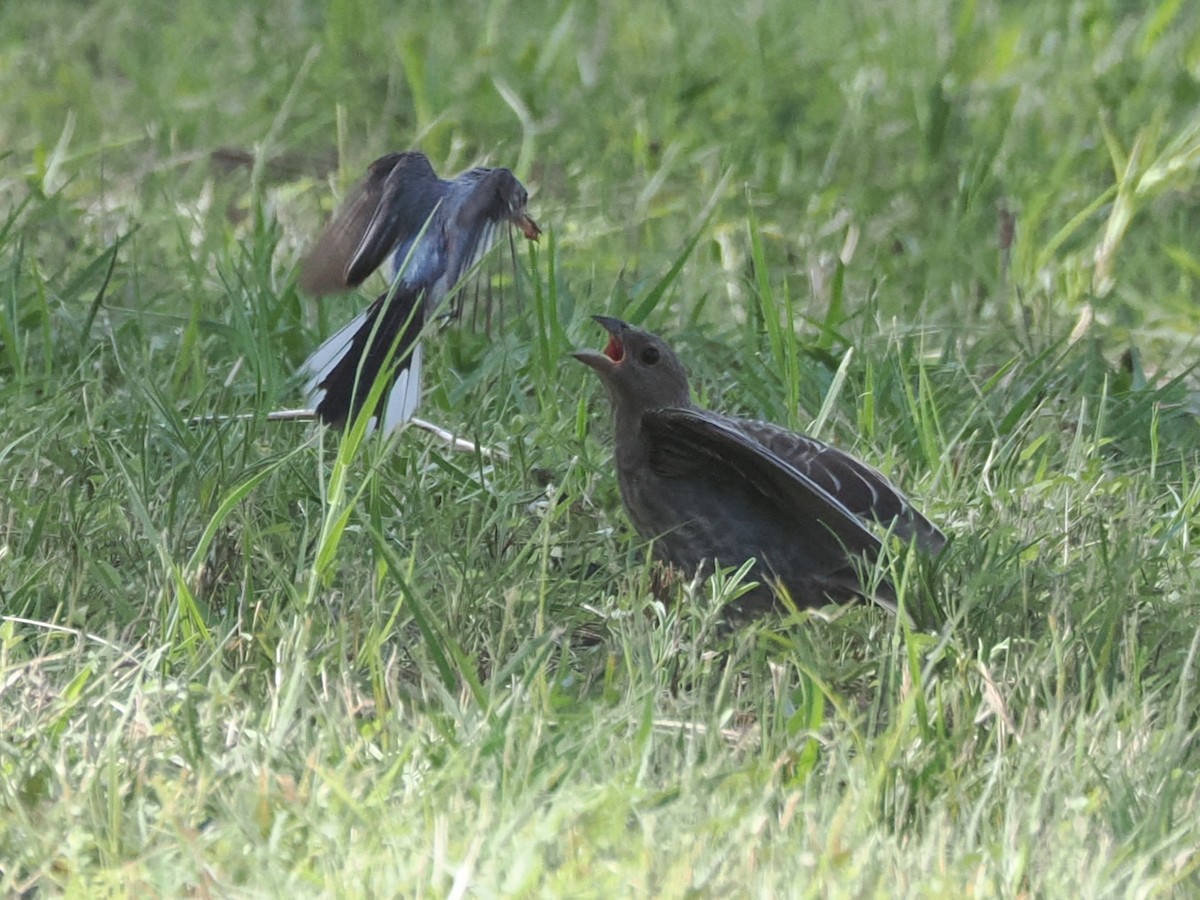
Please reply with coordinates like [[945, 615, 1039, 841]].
[[591, 315, 629, 335], [572, 315, 630, 372]]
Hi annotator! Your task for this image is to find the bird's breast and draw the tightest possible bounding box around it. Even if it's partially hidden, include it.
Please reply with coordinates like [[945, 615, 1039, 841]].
[[389, 238, 444, 290]]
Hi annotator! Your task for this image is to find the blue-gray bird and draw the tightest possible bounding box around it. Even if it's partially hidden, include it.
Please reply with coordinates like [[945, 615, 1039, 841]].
[[299, 151, 540, 432], [574, 316, 945, 615]]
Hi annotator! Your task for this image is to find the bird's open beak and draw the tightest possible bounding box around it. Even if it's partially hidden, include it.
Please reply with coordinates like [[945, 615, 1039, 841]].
[[571, 315, 629, 372], [515, 213, 541, 241]]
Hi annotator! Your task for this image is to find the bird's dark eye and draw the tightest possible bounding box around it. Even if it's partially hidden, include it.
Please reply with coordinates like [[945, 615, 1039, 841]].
[[640, 346, 661, 365]]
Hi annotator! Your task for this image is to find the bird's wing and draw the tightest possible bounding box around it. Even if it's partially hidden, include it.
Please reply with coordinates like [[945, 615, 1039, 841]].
[[343, 163, 443, 289], [734, 417, 946, 553], [643, 407, 884, 561], [436, 168, 525, 294], [299, 153, 444, 295]]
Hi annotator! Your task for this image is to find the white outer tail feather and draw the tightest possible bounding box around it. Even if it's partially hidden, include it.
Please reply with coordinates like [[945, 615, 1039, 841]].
[[299, 310, 424, 436], [380, 342, 422, 433], [299, 309, 369, 399]]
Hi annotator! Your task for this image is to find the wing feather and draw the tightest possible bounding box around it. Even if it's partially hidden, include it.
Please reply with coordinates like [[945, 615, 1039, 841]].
[[299, 152, 443, 295], [643, 408, 884, 561], [735, 418, 946, 553]]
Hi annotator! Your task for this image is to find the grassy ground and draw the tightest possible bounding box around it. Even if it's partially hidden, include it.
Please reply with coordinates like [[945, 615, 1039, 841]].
[[2, 0, 1200, 895]]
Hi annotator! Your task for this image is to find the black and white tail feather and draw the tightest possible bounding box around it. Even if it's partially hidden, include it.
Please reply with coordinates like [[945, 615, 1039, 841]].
[[299, 285, 426, 433]]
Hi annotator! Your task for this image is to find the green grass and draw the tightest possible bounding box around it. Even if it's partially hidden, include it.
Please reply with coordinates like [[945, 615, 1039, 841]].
[[2, 0, 1200, 894]]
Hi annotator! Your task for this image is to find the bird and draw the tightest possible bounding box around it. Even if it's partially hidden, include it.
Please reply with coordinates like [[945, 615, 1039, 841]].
[[297, 151, 540, 433], [573, 316, 945, 616]]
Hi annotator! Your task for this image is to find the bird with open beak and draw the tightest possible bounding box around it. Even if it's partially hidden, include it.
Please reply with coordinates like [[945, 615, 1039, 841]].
[[298, 151, 540, 433], [574, 316, 945, 616]]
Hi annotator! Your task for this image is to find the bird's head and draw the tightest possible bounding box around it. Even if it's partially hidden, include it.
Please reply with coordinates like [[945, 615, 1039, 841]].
[[573, 316, 691, 414], [462, 167, 541, 240], [496, 170, 541, 240]]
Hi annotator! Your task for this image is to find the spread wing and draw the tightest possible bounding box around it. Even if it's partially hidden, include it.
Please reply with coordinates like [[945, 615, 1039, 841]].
[[734, 417, 947, 553], [642, 407, 885, 563], [299, 152, 443, 296]]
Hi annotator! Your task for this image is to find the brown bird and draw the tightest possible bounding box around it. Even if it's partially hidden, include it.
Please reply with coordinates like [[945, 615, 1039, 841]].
[[573, 316, 945, 616], [299, 151, 540, 432]]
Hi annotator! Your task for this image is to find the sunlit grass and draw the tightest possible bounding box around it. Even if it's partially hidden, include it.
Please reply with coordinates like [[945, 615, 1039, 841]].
[[2, 0, 1200, 894]]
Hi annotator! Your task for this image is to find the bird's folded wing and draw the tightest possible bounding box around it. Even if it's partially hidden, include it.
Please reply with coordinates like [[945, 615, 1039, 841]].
[[643, 407, 884, 560], [735, 418, 947, 553]]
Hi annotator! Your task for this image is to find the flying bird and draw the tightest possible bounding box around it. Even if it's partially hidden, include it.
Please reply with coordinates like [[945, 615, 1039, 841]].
[[298, 151, 540, 433], [574, 316, 945, 616]]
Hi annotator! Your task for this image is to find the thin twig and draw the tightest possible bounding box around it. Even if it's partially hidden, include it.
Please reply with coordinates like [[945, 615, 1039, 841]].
[[186, 409, 509, 461]]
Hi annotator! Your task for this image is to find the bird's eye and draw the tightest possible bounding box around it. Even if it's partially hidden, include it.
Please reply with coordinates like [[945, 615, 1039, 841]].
[[640, 346, 661, 365]]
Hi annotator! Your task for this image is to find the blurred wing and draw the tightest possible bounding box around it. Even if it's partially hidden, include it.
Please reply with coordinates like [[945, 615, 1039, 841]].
[[736, 417, 946, 553], [643, 408, 884, 562], [299, 173, 387, 295], [343, 162, 442, 289], [300, 153, 444, 295]]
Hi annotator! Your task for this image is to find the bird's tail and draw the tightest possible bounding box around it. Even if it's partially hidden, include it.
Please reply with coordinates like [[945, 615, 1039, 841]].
[[300, 285, 425, 434]]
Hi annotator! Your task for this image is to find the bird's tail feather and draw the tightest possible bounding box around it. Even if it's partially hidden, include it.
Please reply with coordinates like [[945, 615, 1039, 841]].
[[301, 285, 425, 433]]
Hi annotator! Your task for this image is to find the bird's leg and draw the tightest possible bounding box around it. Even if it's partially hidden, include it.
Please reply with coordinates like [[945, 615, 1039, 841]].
[[435, 305, 462, 331], [436, 287, 466, 329]]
